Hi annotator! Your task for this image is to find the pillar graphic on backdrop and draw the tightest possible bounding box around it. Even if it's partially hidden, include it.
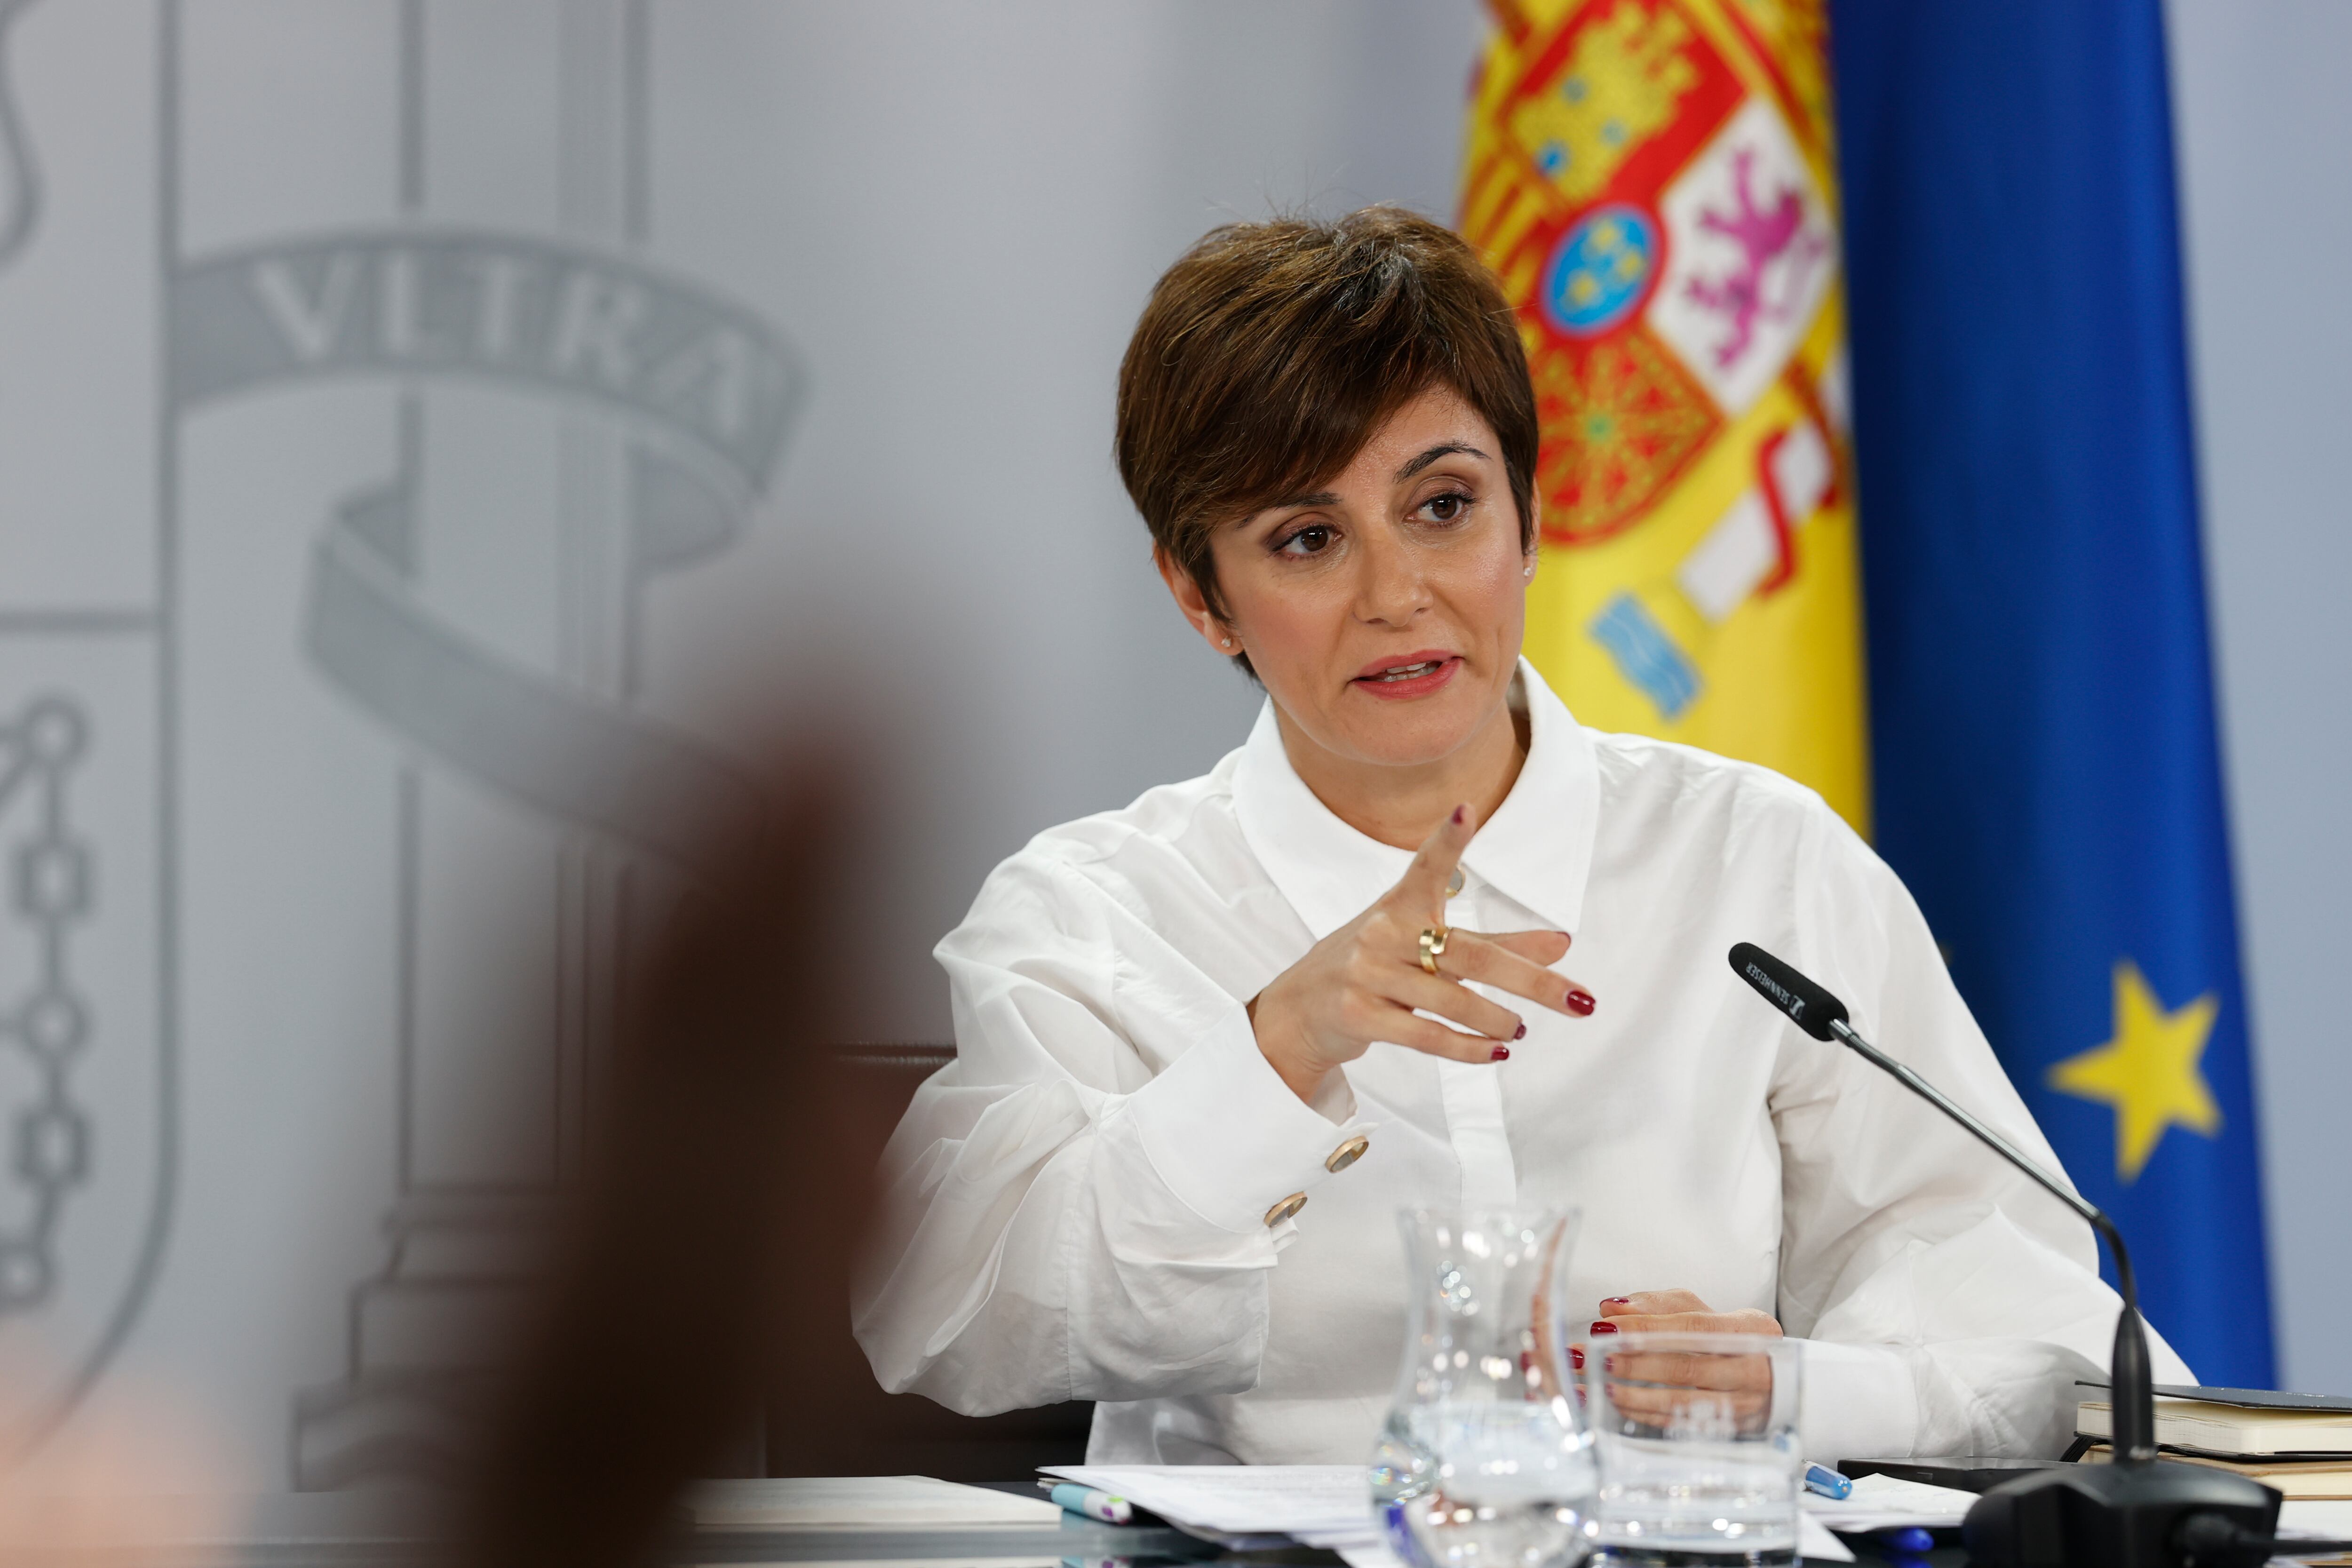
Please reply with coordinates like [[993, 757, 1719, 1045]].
[[150, 1, 803, 1485]]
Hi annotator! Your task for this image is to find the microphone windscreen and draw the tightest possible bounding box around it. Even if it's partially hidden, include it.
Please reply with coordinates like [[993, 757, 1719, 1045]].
[[1727, 943, 1850, 1041]]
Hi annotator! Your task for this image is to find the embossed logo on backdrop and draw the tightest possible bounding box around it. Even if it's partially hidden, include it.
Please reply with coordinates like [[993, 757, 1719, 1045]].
[[1, 0, 803, 1474], [172, 254, 798, 1489], [0, 0, 174, 1461]]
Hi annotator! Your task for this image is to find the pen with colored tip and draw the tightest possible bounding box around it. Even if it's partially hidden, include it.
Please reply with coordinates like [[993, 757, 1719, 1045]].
[[1803, 1462, 1853, 1500], [1048, 1482, 1133, 1525]]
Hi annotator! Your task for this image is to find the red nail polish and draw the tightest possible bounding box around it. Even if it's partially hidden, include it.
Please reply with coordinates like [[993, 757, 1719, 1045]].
[[1568, 1345, 1585, 1370], [1490, 1045, 1510, 1062], [1513, 1022, 1526, 1040], [1452, 804, 1466, 825], [1602, 1297, 1631, 1306], [1589, 1320, 1618, 1335], [1565, 988, 1596, 1016]]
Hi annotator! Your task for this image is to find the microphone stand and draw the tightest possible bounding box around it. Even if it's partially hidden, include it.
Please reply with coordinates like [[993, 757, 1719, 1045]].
[[1821, 1016, 2161, 1468], [1819, 1014, 2283, 1568], [1727, 944, 2287, 1568]]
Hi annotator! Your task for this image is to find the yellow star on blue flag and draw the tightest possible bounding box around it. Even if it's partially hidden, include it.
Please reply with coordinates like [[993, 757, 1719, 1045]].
[[2046, 960, 2221, 1183]]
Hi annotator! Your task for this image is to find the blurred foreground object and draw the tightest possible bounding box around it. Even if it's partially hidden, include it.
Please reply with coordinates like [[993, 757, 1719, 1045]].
[[805, 1044, 1094, 1480], [0, 1377, 228, 1568], [456, 747, 868, 1568], [1461, 0, 1869, 828]]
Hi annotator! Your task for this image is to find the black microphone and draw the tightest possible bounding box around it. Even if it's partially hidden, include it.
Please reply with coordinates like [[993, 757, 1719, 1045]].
[[1728, 942, 1846, 1040], [1727, 942, 2282, 1568]]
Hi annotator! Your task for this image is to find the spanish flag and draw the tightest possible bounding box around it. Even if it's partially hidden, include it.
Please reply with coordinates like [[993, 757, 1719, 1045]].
[[1461, 0, 1867, 830]]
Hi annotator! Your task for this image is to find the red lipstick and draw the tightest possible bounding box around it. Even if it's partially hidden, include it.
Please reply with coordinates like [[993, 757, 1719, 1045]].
[[1350, 650, 1461, 700]]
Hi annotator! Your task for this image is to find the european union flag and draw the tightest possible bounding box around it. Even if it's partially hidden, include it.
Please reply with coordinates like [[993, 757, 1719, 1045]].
[[1830, 1, 2274, 1385]]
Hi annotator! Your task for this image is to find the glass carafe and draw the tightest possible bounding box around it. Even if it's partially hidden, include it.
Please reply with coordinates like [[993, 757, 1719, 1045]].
[[1369, 1207, 1596, 1568]]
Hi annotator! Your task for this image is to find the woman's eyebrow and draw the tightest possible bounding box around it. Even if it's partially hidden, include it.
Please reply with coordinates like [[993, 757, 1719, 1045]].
[[1394, 442, 1488, 481], [1259, 442, 1490, 513], [1265, 488, 1341, 511]]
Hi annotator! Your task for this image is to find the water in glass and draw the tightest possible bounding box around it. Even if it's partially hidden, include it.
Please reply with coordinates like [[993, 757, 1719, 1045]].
[[1583, 1332, 1803, 1567]]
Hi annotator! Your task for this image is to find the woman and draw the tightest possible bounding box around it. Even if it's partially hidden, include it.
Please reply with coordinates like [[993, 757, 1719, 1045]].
[[853, 207, 2185, 1467]]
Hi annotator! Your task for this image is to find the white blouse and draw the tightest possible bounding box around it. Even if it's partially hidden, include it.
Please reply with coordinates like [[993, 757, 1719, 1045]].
[[852, 661, 2188, 1466]]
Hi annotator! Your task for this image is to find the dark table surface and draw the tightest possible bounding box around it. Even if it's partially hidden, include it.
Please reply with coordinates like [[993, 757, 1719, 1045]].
[[128, 1486, 1970, 1568]]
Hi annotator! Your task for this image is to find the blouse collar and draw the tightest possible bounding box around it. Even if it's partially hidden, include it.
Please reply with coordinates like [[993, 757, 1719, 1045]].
[[1230, 658, 1601, 940]]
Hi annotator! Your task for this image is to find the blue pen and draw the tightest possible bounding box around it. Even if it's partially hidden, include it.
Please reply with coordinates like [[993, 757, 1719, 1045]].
[[1878, 1525, 1937, 1553], [1049, 1482, 1133, 1525], [1803, 1462, 1853, 1500]]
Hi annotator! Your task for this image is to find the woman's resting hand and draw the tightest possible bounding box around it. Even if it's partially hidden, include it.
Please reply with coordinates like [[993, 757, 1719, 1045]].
[[1585, 1291, 1785, 1425], [1592, 1289, 1783, 1338], [1246, 804, 1593, 1103]]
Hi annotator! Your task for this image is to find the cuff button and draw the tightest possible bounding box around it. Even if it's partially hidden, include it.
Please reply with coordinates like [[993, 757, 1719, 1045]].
[[1325, 1134, 1370, 1174], [1263, 1192, 1309, 1227]]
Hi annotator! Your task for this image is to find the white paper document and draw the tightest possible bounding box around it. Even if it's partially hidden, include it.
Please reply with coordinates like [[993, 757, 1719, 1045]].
[[1048, 1462, 1867, 1564], [1798, 1512, 1859, 1562], [2279, 1498, 2352, 1562], [684, 1475, 1061, 1529], [1801, 1471, 1979, 1531], [1040, 1463, 1372, 1536]]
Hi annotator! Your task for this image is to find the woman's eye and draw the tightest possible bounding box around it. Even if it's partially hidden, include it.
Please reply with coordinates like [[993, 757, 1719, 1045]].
[[1421, 491, 1471, 524], [1278, 524, 1335, 557]]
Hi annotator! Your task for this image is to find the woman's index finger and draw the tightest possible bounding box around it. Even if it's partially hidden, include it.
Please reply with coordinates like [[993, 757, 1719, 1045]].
[[1393, 804, 1474, 919]]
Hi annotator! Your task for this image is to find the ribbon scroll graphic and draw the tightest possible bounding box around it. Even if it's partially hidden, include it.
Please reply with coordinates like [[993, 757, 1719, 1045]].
[[171, 230, 800, 858], [0, 0, 41, 272]]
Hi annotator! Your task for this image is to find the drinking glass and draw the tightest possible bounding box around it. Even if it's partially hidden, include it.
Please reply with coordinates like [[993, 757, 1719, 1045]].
[[1369, 1207, 1597, 1568], [1583, 1332, 1802, 1566]]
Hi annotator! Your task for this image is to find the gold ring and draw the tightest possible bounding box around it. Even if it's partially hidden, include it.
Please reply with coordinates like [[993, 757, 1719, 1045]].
[[1419, 925, 1450, 977]]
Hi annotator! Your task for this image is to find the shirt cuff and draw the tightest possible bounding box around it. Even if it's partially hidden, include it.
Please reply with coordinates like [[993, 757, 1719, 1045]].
[[1124, 1015, 1373, 1235], [1797, 1338, 1920, 1464]]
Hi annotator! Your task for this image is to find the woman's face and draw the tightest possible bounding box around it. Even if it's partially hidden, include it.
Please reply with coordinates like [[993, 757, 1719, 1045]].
[[1172, 384, 1533, 770]]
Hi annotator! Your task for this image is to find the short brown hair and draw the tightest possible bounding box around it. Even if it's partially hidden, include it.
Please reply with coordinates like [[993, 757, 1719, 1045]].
[[1115, 207, 1539, 634]]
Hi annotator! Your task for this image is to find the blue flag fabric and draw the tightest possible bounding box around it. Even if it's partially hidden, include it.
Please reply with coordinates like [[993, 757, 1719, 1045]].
[[1829, 2, 2273, 1386]]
